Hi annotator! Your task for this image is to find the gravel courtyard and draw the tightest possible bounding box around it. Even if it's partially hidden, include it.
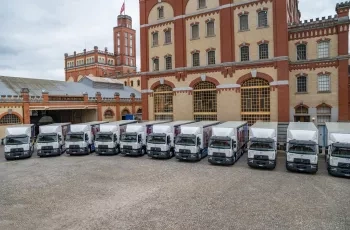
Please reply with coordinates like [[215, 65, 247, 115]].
[[0, 149, 349, 230]]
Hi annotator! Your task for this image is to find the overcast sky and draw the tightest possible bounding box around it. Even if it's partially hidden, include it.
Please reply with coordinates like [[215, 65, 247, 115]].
[[0, 0, 339, 81]]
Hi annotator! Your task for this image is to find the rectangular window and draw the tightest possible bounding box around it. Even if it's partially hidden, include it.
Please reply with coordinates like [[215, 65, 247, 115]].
[[207, 51, 215, 65], [297, 44, 307, 60], [126, 58, 129, 65], [318, 42, 330, 58], [118, 38, 120, 46], [165, 56, 172, 70], [117, 47, 120, 54], [152, 33, 159, 46], [198, 0, 206, 9], [153, 59, 159, 71], [130, 47, 133, 56], [240, 46, 250, 61], [318, 75, 330, 92], [258, 11, 268, 27], [206, 21, 215, 37], [240, 15, 249, 31], [259, 44, 269, 59], [297, 76, 307, 93], [130, 36, 133, 47], [125, 46, 128, 55], [191, 25, 199, 39], [130, 59, 133, 66], [192, 53, 200, 67], [158, 7, 164, 18], [165, 30, 171, 44]]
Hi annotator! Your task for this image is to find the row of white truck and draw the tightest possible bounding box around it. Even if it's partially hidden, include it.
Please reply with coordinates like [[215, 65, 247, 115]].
[[1, 120, 350, 177]]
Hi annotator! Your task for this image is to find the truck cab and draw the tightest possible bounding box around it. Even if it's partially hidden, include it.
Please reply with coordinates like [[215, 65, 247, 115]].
[[3, 124, 35, 160], [247, 122, 278, 169], [208, 121, 249, 165], [147, 121, 194, 159], [325, 122, 350, 177], [175, 121, 220, 161], [286, 122, 319, 174]]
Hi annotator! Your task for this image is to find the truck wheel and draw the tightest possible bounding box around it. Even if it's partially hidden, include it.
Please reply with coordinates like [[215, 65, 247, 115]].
[[89, 146, 92, 154], [141, 148, 145, 156], [233, 154, 236, 164], [116, 146, 120, 155], [169, 149, 174, 158]]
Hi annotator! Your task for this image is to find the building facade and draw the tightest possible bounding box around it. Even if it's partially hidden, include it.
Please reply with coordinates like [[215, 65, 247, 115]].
[[64, 15, 141, 90], [139, 0, 350, 125]]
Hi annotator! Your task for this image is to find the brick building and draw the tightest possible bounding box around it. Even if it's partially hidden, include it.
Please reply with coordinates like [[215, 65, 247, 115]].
[[139, 0, 350, 125]]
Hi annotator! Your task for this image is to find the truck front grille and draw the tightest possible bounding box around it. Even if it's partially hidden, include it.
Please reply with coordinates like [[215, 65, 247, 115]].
[[69, 145, 80, 149], [42, 146, 53, 150], [151, 147, 161, 151], [254, 155, 269, 160], [213, 152, 226, 157], [294, 158, 310, 164], [10, 148, 24, 152], [338, 163, 350, 169], [123, 145, 132, 150], [98, 145, 108, 149], [179, 149, 190, 153]]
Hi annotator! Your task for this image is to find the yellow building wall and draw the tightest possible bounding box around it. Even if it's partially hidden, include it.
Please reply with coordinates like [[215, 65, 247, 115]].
[[67, 77, 74, 82], [102, 106, 116, 122], [288, 34, 338, 61], [186, 12, 221, 67], [148, 95, 154, 120], [121, 106, 133, 116], [81, 109, 97, 122], [234, 1, 274, 61], [217, 91, 240, 121], [185, 0, 220, 14], [148, 23, 175, 71], [148, 2, 174, 24], [270, 89, 278, 122], [0, 106, 24, 139], [173, 92, 193, 120]]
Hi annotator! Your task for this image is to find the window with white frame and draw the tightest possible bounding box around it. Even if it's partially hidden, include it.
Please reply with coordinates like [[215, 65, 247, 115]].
[[206, 21, 215, 37], [130, 48, 133, 56], [192, 52, 200, 67], [158, 6, 164, 19], [125, 46, 128, 55], [130, 35, 133, 47], [318, 41, 330, 58], [191, 24, 199, 39], [130, 59, 133, 66], [118, 38, 120, 46], [297, 76, 307, 93], [297, 44, 307, 60], [198, 0, 206, 9], [153, 32, 159, 46], [207, 51, 215, 65], [165, 56, 172, 70], [117, 47, 120, 54], [318, 74, 330, 92], [258, 11, 268, 27], [164, 30, 171, 44], [240, 46, 250, 61], [126, 58, 129, 65], [317, 105, 331, 123], [259, 44, 268, 59], [153, 58, 159, 71], [240, 15, 249, 31]]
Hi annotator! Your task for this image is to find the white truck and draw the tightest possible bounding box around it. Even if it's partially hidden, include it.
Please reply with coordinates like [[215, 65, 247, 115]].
[[120, 120, 170, 156], [286, 122, 319, 173], [65, 121, 108, 155], [95, 120, 138, 155], [325, 122, 350, 177], [36, 123, 71, 157], [175, 121, 221, 161], [2, 124, 35, 160], [147, 120, 194, 159], [208, 121, 249, 165], [247, 122, 278, 169]]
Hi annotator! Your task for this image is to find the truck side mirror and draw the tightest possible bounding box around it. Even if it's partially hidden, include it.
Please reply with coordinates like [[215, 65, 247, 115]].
[[114, 134, 117, 142], [58, 135, 62, 141], [197, 137, 201, 146], [138, 134, 142, 143], [85, 133, 89, 141], [167, 136, 171, 144], [1, 138, 4, 145]]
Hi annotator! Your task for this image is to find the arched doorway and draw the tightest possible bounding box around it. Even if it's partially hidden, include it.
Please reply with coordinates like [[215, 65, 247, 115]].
[[241, 78, 270, 125], [121, 109, 130, 120], [193, 81, 217, 121], [153, 84, 173, 120]]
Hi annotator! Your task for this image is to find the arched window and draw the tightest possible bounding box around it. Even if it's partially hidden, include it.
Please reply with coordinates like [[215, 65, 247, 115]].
[[241, 78, 270, 125], [193, 81, 217, 121], [104, 109, 114, 119], [294, 105, 310, 122], [154, 84, 173, 120], [0, 114, 21, 124], [317, 104, 331, 123], [297, 44, 307, 60], [121, 109, 130, 120], [137, 108, 142, 114]]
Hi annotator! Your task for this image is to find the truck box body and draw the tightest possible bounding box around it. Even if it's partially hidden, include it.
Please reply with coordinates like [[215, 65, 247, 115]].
[[247, 122, 278, 169], [147, 120, 194, 159], [95, 120, 138, 155], [325, 122, 350, 177], [3, 124, 35, 160], [120, 120, 171, 156], [208, 121, 249, 165], [65, 121, 108, 155], [175, 121, 221, 161], [36, 123, 71, 156], [286, 122, 319, 173]]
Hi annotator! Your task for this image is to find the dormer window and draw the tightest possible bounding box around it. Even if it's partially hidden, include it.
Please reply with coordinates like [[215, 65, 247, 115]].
[[198, 0, 206, 9], [158, 6, 164, 19]]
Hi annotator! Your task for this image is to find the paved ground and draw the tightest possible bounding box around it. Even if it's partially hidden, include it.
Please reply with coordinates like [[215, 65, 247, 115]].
[[0, 147, 349, 230]]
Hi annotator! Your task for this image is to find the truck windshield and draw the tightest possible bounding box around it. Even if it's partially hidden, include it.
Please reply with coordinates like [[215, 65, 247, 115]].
[[175, 135, 196, 146], [37, 134, 57, 143], [148, 134, 166, 144], [250, 142, 274, 151], [95, 133, 113, 142], [121, 133, 137, 142], [66, 133, 84, 142], [209, 138, 231, 149], [332, 147, 350, 158], [288, 144, 316, 154], [5, 136, 29, 145]]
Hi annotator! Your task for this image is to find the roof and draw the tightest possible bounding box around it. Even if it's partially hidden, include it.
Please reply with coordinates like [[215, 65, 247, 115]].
[[214, 121, 248, 128], [0, 75, 140, 98], [81, 75, 124, 84], [287, 122, 318, 131]]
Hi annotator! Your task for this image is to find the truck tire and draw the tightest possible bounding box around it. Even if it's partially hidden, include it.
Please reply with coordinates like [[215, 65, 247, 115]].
[[116, 146, 120, 155], [141, 148, 146, 156], [233, 154, 236, 164]]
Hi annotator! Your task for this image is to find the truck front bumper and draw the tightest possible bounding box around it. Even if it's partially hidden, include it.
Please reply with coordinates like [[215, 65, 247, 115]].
[[175, 152, 199, 161], [148, 150, 170, 159], [37, 148, 61, 157], [67, 148, 89, 155], [5, 151, 31, 160], [286, 161, 318, 173], [96, 148, 117, 155], [248, 158, 276, 169], [328, 165, 350, 177], [208, 156, 234, 165], [121, 148, 141, 156]]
